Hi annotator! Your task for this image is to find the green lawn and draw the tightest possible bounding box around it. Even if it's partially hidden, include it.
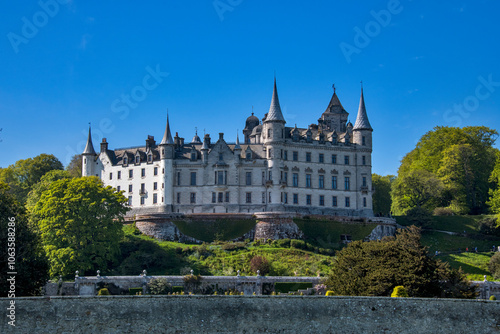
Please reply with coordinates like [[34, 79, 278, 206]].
[[439, 252, 497, 281]]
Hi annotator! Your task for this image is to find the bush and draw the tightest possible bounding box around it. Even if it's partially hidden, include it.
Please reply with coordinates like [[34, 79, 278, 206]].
[[478, 217, 500, 236], [172, 286, 183, 293], [250, 256, 270, 275], [488, 253, 500, 279], [129, 287, 143, 295], [490, 295, 497, 301], [276, 239, 291, 248], [274, 282, 313, 294], [406, 207, 432, 228], [391, 286, 409, 297], [433, 207, 454, 216], [147, 277, 172, 295], [325, 290, 334, 296], [290, 239, 306, 250], [98, 288, 110, 296]]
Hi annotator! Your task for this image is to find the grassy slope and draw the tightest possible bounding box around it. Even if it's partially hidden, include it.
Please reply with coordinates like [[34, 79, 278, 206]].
[[173, 219, 256, 242]]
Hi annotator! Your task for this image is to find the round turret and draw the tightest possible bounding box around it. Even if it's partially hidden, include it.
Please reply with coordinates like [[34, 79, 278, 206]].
[[244, 113, 259, 132]]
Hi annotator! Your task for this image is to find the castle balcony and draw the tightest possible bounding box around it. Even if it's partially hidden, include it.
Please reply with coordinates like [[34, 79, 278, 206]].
[[139, 189, 147, 196], [279, 180, 287, 188], [360, 186, 369, 194], [265, 180, 273, 187]]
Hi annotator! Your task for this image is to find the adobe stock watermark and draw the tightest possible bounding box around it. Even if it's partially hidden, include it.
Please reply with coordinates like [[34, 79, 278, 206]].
[[6, 216, 17, 327], [443, 74, 500, 127], [64, 64, 169, 164], [339, 0, 410, 64], [213, 0, 243, 21], [7, 0, 71, 54]]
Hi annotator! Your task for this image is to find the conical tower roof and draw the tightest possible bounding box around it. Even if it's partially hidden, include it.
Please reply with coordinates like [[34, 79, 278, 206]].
[[324, 86, 347, 114], [265, 78, 286, 123], [83, 125, 96, 155], [353, 88, 373, 131], [160, 113, 174, 145]]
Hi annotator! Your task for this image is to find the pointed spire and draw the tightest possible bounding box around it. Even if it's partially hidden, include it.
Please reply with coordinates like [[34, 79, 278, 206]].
[[324, 84, 346, 114], [265, 77, 286, 123], [83, 124, 96, 155], [353, 87, 373, 131], [160, 112, 174, 145], [234, 131, 241, 150]]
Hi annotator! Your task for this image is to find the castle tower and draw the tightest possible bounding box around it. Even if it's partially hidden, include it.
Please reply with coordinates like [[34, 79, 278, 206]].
[[82, 125, 97, 177], [318, 85, 349, 133], [159, 113, 174, 212], [263, 78, 286, 211], [352, 87, 373, 148]]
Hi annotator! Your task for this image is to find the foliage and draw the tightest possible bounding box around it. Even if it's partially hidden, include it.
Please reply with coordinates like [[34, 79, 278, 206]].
[[0, 182, 49, 296], [274, 282, 313, 294], [478, 217, 500, 236], [183, 274, 203, 293], [490, 295, 497, 300], [372, 174, 395, 216], [325, 290, 334, 296], [391, 169, 444, 215], [129, 287, 143, 295], [147, 277, 173, 295], [435, 261, 478, 298], [25, 170, 72, 214], [98, 288, 110, 296], [325, 226, 475, 298], [433, 207, 454, 216], [32, 177, 129, 278], [488, 150, 500, 220], [250, 256, 270, 275], [66, 154, 83, 178], [0, 154, 64, 203], [489, 253, 500, 279], [405, 206, 433, 228], [394, 126, 498, 215], [391, 286, 409, 297]]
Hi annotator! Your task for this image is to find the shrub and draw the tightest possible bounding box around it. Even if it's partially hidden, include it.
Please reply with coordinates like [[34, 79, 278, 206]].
[[405, 207, 432, 228], [250, 256, 270, 275], [172, 286, 183, 293], [290, 239, 306, 250], [276, 239, 291, 248], [391, 286, 409, 298], [183, 274, 202, 293], [147, 277, 173, 295], [129, 287, 143, 295], [274, 282, 313, 294], [488, 253, 500, 279], [433, 207, 454, 216], [98, 288, 110, 296], [490, 295, 497, 301], [478, 217, 500, 236], [325, 290, 334, 296]]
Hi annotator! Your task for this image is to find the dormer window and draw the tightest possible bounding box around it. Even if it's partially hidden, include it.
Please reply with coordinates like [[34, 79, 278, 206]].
[[219, 153, 223, 161], [135, 156, 140, 164], [123, 157, 128, 165], [246, 152, 252, 160], [191, 152, 197, 161], [147, 154, 152, 162]]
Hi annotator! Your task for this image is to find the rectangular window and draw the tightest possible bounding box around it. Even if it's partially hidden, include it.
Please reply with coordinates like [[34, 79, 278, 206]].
[[284, 192, 288, 204], [363, 197, 367, 207], [190, 172, 197, 186], [216, 171, 227, 185], [153, 182, 157, 190], [319, 195, 325, 206], [306, 194, 312, 205], [319, 154, 324, 163], [118, 171, 121, 179], [109, 172, 112, 180], [262, 171, 265, 185], [141, 168, 145, 177], [306, 174, 312, 188], [218, 192, 223, 203], [129, 184, 133, 193], [345, 177, 350, 190], [246, 172, 252, 185], [177, 192, 181, 204], [332, 196, 337, 207], [293, 193, 299, 204], [319, 175, 324, 189], [268, 192, 272, 203], [246, 192, 252, 203], [362, 136, 366, 146], [128, 196, 132, 206], [140, 183, 145, 193], [117, 186, 121, 192], [129, 169, 133, 178], [162, 183, 164, 189], [345, 197, 350, 207], [262, 192, 266, 204], [362, 156, 366, 165], [332, 154, 337, 164], [190, 193, 196, 204], [177, 172, 181, 186], [212, 192, 216, 203], [140, 197, 145, 205], [293, 151, 298, 161], [269, 171, 272, 181], [135, 156, 140, 164], [306, 152, 311, 162], [225, 192, 230, 203], [153, 193, 158, 204], [362, 176, 367, 187], [293, 173, 299, 187], [332, 176, 337, 189], [344, 156, 350, 165], [284, 150, 288, 161], [154, 167, 158, 175], [283, 171, 288, 184], [268, 149, 272, 159]]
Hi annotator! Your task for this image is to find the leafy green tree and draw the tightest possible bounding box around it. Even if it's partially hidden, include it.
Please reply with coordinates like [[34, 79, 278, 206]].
[[324, 226, 475, 298], [0, 154, 63, 204], [66, 154, 82, 178], [488, 151, 500, 221], [25, 170, 72, 214], [0, 182, 49, 296], [395, 126, 497, 214], [391, 169, 444, 215], [372, 174, 395, 216], [32, 177, 129, 278]]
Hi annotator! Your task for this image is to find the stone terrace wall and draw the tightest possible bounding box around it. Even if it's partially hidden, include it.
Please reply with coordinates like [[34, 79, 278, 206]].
[[1, 296, 499, 333]]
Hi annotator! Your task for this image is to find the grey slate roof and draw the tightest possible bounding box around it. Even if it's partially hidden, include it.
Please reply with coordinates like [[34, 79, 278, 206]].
[[324, 90, 347, 114], [160, 114, 174, 145], [83, 127, 96, 155], [353, 88, 373, 131], [265, 78, 286, 123]]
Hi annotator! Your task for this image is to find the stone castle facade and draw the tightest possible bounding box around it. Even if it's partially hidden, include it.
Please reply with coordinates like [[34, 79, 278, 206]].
[[82, 79, 374, 217]]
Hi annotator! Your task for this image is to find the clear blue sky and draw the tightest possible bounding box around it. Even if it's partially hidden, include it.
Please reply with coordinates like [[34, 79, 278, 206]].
[[1, 1, 499, 175]]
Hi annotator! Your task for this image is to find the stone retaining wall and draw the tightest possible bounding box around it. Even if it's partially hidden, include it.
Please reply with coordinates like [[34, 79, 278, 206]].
[[1, 295, 499, 333]]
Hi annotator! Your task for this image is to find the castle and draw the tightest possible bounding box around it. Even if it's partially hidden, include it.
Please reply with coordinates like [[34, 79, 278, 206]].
[[82, 79, 374, 217]]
